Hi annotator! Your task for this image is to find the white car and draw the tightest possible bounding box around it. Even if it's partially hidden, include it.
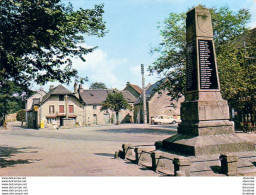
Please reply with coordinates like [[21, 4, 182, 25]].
[[152, 115, 180, 124]]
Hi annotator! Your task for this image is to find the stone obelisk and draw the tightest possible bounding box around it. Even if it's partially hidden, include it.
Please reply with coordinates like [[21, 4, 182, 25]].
[[159, 6, 254, 156]]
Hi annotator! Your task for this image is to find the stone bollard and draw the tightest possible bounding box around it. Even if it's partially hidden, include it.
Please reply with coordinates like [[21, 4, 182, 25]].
[[122, 144, 133, 159], [173, 157, 191, 176], [219, 154, 238, 176], [114, 151, 119, 159], [151, 151, 161, 172]]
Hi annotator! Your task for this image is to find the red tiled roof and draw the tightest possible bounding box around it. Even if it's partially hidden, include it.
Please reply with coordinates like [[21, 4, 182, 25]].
[[129, 84, 143, 94]]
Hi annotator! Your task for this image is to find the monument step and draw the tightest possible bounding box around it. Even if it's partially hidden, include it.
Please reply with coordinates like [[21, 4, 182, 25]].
[[238, 168, 256, 176], [139, 162, 152, 168], [156, 168, 175, 176]]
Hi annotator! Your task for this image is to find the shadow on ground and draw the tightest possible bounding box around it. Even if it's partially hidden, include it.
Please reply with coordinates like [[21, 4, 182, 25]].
[[0, 146, 41, 168], [97, 128, 177, 135], [94, 153, 114, 158]]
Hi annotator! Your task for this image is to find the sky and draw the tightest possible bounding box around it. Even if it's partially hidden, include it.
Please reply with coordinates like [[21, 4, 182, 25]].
[[33, 0, 256, 92]]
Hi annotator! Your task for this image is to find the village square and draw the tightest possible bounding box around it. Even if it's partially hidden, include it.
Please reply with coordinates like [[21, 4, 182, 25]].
[[0, 0, 256, 181]]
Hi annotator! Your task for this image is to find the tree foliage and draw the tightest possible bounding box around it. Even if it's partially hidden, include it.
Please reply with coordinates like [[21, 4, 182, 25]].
[[101, 92, 131, 124], [149, 5, 252, 104], [16, 109, 26, 126], [0, 0, 107, 87], [89, 82, 107, 89], [0, 0, 107, 127], [0, 81, 32, 127]]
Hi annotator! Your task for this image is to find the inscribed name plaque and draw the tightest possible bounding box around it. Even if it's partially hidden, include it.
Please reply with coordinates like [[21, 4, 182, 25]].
[[198, 39, 218, 90], [186, 41, 197, 91]]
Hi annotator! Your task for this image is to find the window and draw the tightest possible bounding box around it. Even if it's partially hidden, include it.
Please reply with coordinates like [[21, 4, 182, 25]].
[[49, 105, 55, 114], [47, 118, 57, 124], [93, 105, 97, 109], [59, 95, 64, 101], [69, 105, 74, 113], [32, 98, 40, 105], [59, 105, 64, 113]]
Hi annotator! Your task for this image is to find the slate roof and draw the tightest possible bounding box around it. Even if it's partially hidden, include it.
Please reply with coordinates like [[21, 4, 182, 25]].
[[41, 85, 73, 104], [79, 89, 137, 105], [145, 79, 165, 99], [121, 90, 137, 103], [38, 84, 137, 106]]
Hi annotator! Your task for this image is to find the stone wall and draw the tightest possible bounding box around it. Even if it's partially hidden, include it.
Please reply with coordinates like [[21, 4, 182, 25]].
[[85, 104, 134, 125]]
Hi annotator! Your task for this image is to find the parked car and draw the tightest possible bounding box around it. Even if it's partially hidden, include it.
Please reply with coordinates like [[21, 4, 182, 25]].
[[152, 115, 180, 124]]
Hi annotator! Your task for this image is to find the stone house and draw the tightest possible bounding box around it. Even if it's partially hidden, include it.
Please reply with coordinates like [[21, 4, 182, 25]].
[[134, 79, 184, 124], [27, 85, 84, 128], [79, 88, 136, 125], [26, 84, 137, 128], [26, 89, 46, 128], [123, 82, 142, 98]]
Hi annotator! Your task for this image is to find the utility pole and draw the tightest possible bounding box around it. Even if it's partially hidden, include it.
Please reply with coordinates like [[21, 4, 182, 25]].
[[141, 64, 147, 124]]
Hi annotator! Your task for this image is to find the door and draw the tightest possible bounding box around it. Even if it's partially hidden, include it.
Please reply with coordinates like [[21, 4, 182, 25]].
[[93, 114, 97, 124], [60, 116, 64, 126], [103, 114, 110, 124]]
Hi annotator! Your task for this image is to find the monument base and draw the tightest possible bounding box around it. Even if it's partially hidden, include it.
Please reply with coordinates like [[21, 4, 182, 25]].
[[159, 133, 255, 156]]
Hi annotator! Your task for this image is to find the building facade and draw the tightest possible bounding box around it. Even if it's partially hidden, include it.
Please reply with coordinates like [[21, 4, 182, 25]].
[[134, 79, 184, 124], [26, 84, 137, 128], [79, 89, 136, 125]]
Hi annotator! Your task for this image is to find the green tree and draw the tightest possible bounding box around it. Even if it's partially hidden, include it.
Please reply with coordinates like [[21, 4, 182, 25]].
[[101, 92, 131, 125], [89, 82, 107, 89], [16, 109, 26, 127], [149, 5, 251, 103], [217, 29, 256, 125], [0, 81, 32, 128], [0, 0, 107, 127], [0, 0, 106, 87]]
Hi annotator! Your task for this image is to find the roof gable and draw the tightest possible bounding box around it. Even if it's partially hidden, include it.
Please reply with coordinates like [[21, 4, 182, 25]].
[[41, 85, 73, 104], [134, 78, 166, 104], [145, 78, 165, 99]]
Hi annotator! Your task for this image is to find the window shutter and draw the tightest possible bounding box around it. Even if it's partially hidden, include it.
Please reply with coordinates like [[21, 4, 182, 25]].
[[59, 105, 64, 113], [69, 105, 74, 113]]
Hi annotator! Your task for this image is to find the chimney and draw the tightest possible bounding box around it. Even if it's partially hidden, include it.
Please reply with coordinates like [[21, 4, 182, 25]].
[[74, 83, 78, 93], [49, 85, 54, 91], [78, 84, 83, 93], [126, 82, 130, 87]]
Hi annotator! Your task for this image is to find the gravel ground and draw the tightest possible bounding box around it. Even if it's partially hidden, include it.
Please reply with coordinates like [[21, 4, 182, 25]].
[[1, 122, 256, 177], [0, 122, 177, 176]]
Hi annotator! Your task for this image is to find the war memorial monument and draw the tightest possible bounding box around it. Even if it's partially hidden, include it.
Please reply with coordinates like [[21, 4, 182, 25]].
[[118, 6, 256, 176]]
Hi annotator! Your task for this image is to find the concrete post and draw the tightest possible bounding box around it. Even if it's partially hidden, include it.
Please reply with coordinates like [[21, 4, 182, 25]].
[[151, 151, 161, 172], [141, 64, 147, 124], [114, 150, 122, 159], [173, 157, 191, 176], [135, 147, 145, 165], [220, 154, 238, 176]]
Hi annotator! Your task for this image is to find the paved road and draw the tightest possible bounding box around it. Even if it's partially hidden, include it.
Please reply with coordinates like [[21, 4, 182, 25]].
[[0, 122, 177, 176]]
